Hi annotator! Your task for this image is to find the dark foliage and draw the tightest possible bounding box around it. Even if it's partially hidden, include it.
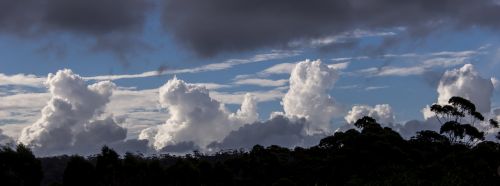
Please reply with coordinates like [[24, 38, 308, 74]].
[[0, 144, 43, 186]]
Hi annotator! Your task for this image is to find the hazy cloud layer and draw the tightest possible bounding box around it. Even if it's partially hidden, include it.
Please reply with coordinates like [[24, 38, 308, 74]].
[[162, 0, 500, 56]]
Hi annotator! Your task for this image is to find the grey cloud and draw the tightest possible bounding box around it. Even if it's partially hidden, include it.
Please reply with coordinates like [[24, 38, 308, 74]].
[[108, 139, 152, 154], [0, 0, 153, 61], [163, 0, 500, 56], [208, 116, 324, 150], [160, 141, 199, 153], [392, 119, 441, 139], [44, 0, 151, 34], [0, 0, 152, 35], [0, 129, 14, 146], [337, 118, 441, 139]]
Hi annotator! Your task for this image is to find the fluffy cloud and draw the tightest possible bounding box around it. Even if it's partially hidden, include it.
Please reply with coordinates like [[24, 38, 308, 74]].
[[282, 59, 341, 134], [414, 64, 495, 137], [345, 104, 395, 125], [139, 77, 259, 151], [17, 69, 135, 155], [436, 64, 494, 113], [159, 59, 342, 151]]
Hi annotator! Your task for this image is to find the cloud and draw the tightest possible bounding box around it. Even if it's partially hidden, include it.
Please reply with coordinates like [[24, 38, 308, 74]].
[[492, 77, 500, 90], [16, 69, 142, 155], [86, 50, 300, 81], [192, 83, 232, 90], [106, 88, 165, 138], [0, 129, 14, 145], [0, 0, 153, 60], [393, 119, 441, 139], [364, 86, 389, 91], [209, 115, 323, 150], [327, 62, 350, 71], [345, 104, 395, 125], [234, 78, 288, 87], [160, 141, 199, 154], [356, 47, 486, 77], [436, 64, 494, 113], [0, 73, 45, 87], [259, 63, 297, 76], [297, 29, 396, 48], [413, 63, 497, 138], [139, 77, 259, 150], [0, 93, 49, 131], [162, 0, 500, 56], [282, 59, 341, 134], [210, 88, 286, 104]]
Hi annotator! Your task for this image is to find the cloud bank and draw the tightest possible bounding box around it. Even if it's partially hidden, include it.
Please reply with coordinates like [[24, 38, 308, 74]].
[[209, 115, 322, 150], [138, 59, 342, 152]]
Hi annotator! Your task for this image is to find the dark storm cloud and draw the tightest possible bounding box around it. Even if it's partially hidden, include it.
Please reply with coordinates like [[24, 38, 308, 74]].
[[163, 0, 500, 56], [44, 0, 151, 34], [0, 0, 153, 60], [0, 0, 152, 35]]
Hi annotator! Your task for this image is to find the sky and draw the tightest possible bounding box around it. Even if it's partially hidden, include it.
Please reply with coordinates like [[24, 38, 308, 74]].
[[1, 0, 500, 155]]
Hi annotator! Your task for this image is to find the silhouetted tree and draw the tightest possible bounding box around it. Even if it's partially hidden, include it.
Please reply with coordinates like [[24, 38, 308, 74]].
[[0, 144, 43, 186], [96, 146, 122, 186], [63, 155, 97, 186], [430, 96, 494, 145]]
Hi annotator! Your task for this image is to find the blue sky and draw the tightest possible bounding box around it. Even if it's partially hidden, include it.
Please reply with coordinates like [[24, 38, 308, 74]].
[[1, 0, 500, 154], [2, 27, 498, 121]]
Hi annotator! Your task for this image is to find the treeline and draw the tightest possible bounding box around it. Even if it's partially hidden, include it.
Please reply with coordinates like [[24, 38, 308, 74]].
[[1, 97, 500, 186]]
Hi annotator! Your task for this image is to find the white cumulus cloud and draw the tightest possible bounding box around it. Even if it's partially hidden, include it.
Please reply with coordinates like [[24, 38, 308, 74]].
[[139, 77, 259, 151], [436, 64, 494, 114], [17, 69, 135, 155], [345, 104, 395, 125], [282, 59, 341, 135]]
